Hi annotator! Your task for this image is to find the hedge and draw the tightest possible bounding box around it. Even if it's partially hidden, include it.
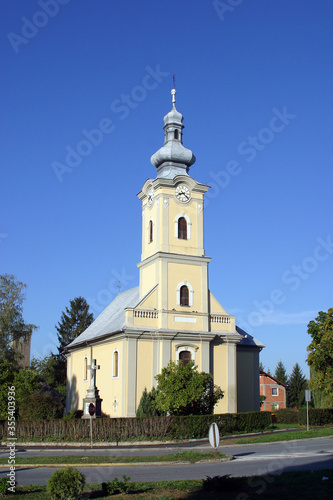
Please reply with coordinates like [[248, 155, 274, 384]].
[[275, 409, 298, 424], [298, 408, 333, 426], [0, 411, 271, 443]]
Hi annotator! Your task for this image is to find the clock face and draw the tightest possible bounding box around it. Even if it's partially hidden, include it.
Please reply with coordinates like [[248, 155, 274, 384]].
[[147, 188, 154, 205], [175, 184, 191, 202]]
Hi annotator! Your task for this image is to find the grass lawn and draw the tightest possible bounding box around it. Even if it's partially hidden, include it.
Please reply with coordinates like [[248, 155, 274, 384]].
[[4, 469, 333, 499], [235, 427, 333, 444], [0, 450, 227, 466]]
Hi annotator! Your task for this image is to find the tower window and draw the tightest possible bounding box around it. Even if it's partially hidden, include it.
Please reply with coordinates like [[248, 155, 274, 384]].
[[149, 220, 153, 243], [179, 350, 191, 366], [178, 217, 187, 240], [180, 285, 189, 306], [113, 350, 119, 378], [174, 129, 179, 140]]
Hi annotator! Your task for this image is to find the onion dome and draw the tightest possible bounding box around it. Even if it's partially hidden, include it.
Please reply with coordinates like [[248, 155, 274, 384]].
[[151, 88, 196, 178]]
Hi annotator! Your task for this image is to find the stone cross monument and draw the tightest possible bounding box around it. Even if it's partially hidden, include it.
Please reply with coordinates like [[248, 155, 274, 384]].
[[82, 358, 103, 418]]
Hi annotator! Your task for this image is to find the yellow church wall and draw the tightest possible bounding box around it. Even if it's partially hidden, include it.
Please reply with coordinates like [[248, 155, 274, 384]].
[[69, 347, 90, 412], [137, 286, 158, 308], [213, 342, 230, 414], [209, 292, 229, 315], [140, 263, 158, 298], [136, 341, 153, 404], [171, 341, 202, 371], [86, 341, 124, 417], [168, 314, 204, 331], [168, 199, 199, 256], [167, 262, 203, 310], [133, 315, 159, 328], [142, 201, 159, 260]]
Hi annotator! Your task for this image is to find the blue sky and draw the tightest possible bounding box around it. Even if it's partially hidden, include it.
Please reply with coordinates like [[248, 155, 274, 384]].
[[1, 0, 332, 379]]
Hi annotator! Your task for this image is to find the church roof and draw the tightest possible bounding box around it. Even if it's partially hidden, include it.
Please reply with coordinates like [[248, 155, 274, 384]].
[[236, 325, 265, 348], [65, 286, 140, 350]]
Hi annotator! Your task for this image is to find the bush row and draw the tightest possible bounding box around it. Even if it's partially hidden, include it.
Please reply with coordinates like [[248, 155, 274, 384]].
[[0, 411, 271, 443], [275, 408, 333, 426]]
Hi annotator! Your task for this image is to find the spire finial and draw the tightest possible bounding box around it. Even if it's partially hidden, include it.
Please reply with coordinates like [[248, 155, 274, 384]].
[[171, 74, 176, 107]]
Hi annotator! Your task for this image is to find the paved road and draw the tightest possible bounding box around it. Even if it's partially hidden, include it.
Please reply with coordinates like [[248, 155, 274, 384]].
[[1, 437, 333, 486]]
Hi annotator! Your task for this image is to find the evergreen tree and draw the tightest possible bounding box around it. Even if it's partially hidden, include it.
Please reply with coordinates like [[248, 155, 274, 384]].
[[136, 387, 163, 417], [288, 363, 307, 409], [41, 297, 94, 403], [0, 274, 37, 363], [259, 361, 264, 372], [56, 297, 94, 352], [274, 361, 288, 385]]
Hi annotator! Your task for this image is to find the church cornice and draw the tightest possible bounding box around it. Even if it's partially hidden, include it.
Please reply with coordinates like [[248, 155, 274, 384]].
[[138, 175, 210, 200], [137, 251, 211, 269]]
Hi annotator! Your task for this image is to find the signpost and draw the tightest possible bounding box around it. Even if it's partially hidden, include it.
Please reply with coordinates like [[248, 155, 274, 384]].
[[305, 390, 311, 431], [89, 403, 95, 448], [209, 422, 220, 456]]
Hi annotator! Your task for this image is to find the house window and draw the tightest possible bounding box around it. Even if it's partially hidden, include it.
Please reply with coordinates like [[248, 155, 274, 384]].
[[83, 356, 88, 381], [180, 285, 189, 306], [179, 350, 191, 366], [113, 350, 119, 378], [178, 217, 187, 239], [149, 220, 153, 243], [272, 387, 278, 396]]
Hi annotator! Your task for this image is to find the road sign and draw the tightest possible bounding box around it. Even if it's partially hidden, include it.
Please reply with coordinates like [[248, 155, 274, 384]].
[[209, 422, 220, 450], [305, 390, 311, 402], [89, 403, 95, 416]]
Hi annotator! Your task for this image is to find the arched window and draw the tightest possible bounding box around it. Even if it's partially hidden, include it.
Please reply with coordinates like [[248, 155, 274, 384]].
[[113, 350, 119, 378], [149, 220, 153, 243], [180, 285, 189, 306], [174, 129, 179, 140], [178, 217, 187, 240], [83, 356, 88, 381], [179, 350, 192, 366]]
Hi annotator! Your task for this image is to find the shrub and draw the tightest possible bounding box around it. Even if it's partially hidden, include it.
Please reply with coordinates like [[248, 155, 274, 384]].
[[47, 467, 85, 499], [102, 475, 131, 495], [0, 411, 271, 442], [275, 408, 298, 424], [0, 477, 14, 497], [19, 392, 63, 421], [298, 408, 333, 426]]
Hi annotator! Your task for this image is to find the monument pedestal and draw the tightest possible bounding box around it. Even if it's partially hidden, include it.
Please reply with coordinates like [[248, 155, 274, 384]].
[[82, 395, 103, 418], [82, 359, 103, 418]]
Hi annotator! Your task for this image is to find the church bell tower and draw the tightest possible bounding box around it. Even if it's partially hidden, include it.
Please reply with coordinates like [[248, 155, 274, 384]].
[[137, 87, 214, 332]]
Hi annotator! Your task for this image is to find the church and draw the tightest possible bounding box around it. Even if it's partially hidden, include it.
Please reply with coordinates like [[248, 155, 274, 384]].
[[64, 87, 264, 417]]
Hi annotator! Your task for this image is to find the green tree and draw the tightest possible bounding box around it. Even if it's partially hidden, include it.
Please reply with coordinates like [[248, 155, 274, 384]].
[[45, 297, 95, 402], [259, 361, 264, 372], [288, 363, 307, 409], [274, 361, 288, 385], [136, 387, 164, 417], [0, 274, 37, 363], [56, 297, 94, 352], [0, 359, 16, 419], [154, 361, 223, 416], [307, 308, 333, 398], [13, 369, 40, 408]]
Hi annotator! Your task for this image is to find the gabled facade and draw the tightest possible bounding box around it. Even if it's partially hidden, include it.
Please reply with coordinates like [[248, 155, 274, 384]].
[[260, 370, 287, 411], [64, 87, 264, 417]]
